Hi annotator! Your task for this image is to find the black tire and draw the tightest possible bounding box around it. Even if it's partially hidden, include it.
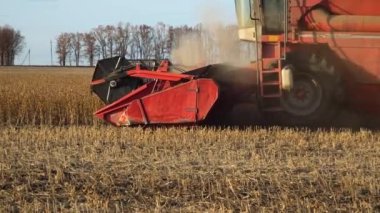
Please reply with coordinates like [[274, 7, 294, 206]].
[[278, 52, 343, 126]]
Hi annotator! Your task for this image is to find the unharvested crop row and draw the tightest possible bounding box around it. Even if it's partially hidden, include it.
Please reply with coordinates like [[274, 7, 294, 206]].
[[0, 67, 103, 126]]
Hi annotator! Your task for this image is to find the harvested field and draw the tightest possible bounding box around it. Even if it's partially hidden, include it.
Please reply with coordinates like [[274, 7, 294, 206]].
[[0, 67, 379, 212], [1, 126, 380, 212]]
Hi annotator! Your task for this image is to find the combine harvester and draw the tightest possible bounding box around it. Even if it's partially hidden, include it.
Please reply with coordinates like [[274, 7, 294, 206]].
[[91, 0, 380, 127]]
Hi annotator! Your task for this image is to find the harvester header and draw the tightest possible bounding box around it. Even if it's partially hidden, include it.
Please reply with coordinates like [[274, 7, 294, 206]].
[[91, 57, 256, 126]]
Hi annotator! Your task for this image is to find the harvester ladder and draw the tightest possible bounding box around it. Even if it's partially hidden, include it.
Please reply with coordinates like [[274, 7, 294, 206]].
[[260, 41, 283, 112]]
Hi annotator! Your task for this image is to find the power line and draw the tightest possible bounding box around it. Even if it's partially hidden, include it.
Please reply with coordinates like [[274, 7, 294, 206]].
[[20, 49, 30, 65]]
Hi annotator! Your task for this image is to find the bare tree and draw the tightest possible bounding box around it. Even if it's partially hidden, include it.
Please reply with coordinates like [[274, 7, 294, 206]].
[[93, 25, 108, 59], [153, 22, 169, 60], [56, 33, 71, 66], [0, 25, 25, 65], [105, 25, 116, 58], [128, 25, 139, 59], [70, 32, 83, 66], [135, 24, 154, 59], [115, 22, 131, 57], [54, 22, 245, 67], [83, 32, 97, 66]]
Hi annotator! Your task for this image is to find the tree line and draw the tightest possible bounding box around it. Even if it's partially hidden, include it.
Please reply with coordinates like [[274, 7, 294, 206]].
[[56, 22, 252, 67], [0, 25, 25, 66], [56, 22, 198, 66]]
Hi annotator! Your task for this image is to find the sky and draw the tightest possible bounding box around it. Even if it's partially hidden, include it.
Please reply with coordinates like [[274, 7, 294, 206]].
[[0, 0, 237, 65]]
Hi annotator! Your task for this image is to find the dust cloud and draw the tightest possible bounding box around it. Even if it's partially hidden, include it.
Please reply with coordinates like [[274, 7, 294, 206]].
[[171, 33, 207, 67], [171, 5, 255, 67]]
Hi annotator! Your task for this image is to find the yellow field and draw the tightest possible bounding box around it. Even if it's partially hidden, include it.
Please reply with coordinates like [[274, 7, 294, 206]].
[[0, 67, 379, 212], [0, 66, 102, 126]]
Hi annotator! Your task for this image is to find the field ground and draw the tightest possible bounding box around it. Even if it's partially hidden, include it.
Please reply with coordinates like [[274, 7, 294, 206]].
[[0, 67, 379, 212]]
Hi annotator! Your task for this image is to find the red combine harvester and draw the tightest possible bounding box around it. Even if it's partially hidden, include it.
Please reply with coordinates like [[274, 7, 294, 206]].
[[91, 0, 380, 127]]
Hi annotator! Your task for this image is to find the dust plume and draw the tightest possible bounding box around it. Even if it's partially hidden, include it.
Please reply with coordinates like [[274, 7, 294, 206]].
[[171, 4, 255, 67], [171, 33, 207, 67]]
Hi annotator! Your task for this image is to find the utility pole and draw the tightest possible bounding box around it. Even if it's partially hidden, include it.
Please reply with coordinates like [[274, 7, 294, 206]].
[[50, 40, 53, 65], [28, 49, 31, 65]]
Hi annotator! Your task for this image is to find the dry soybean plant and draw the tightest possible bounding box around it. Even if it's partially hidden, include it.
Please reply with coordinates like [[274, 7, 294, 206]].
[[0, 67, 103, 126]]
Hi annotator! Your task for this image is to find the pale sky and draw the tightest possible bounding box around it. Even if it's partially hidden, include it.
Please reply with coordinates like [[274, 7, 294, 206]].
[[0, 0, 237, 65]]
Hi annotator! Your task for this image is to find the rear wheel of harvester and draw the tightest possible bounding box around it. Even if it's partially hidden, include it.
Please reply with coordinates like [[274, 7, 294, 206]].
[[278, 52, 343, 126], [282, 72, 323, 116]]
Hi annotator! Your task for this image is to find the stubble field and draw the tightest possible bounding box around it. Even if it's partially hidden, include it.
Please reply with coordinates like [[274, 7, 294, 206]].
[[0, 67, 379, 212]]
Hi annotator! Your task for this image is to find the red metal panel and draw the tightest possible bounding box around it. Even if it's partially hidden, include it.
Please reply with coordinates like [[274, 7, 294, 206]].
[[305, 9, 380, 32], [95, 82, 155, 120], [291, 0, 380, 16], [295, 32, 380, 83], [297, 32, 380, 48], [323, 0, 380, 16], [91, 71, 193, 86], [289, 32, 380, 114], [91, 60, 191, 87], [331, 47, 380, 83], [122, 79, 218, 126], [289, 1, 321, 29], [290, 7, 310, 26], [128, 70, 193, 82], [290, 0, 321, 7], [96, 79, 218, 126]]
